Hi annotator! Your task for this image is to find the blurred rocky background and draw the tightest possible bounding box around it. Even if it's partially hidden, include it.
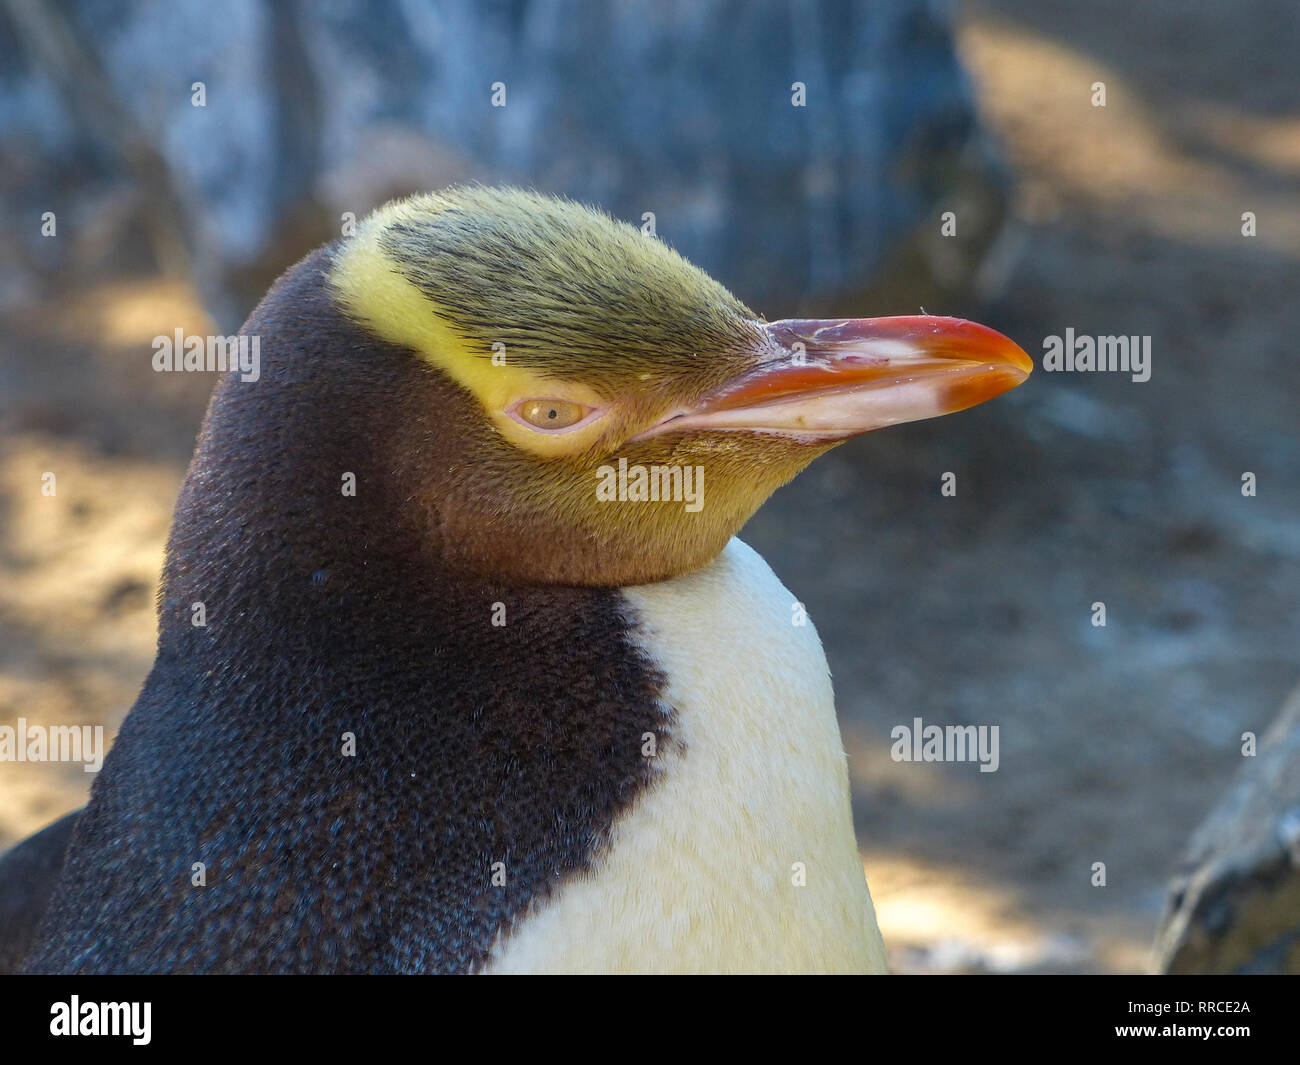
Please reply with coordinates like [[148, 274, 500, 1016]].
[[0, 0, 1002, 324], [1, 0, 1297, 972]]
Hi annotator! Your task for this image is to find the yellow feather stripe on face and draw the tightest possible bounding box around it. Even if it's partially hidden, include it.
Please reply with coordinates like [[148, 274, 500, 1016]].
[[330, 201, 536, 408], [328, 200, 608, 456]]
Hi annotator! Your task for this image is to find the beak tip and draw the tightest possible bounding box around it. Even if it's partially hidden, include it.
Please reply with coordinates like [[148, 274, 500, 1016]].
[[1010, 345, 1035, 378]]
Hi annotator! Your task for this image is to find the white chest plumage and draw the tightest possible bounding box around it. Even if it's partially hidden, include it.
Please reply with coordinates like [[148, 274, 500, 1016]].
[[484, 538, 886, 974]]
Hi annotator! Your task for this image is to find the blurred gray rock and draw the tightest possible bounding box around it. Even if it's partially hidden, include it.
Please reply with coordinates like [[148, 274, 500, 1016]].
[[0, 0, 1003, 325], [1155, 681, 1300, 973]]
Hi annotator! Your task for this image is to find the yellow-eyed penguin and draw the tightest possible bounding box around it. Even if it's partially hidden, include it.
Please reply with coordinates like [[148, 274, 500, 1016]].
[[4, 187, 1030, 974]]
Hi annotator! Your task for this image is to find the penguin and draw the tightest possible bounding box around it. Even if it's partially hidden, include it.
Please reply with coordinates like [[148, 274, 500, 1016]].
[[6, 187, 1030, 974]]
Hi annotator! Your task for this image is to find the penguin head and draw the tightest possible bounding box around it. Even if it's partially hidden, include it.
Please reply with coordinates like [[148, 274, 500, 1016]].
[[328, 186, 1031, 587]]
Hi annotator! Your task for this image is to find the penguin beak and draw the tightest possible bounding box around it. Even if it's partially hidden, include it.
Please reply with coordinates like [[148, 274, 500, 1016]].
[[643, 316, 1032, 442]]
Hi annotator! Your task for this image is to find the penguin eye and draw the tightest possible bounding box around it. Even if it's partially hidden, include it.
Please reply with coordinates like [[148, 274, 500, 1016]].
[[511, 399, 595, 432]]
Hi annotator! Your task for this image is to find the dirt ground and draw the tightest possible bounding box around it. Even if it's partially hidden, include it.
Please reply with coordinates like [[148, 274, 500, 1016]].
[[1, 0, 1297, 972]]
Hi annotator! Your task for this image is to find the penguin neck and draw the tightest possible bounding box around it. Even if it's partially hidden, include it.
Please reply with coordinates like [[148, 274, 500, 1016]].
[[126, 476, 674, 972]]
